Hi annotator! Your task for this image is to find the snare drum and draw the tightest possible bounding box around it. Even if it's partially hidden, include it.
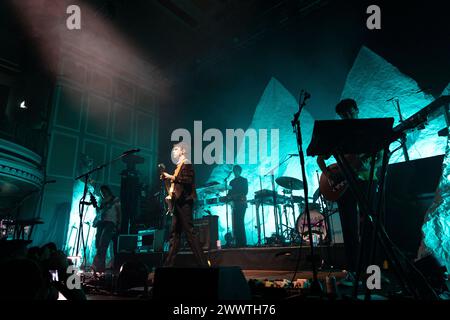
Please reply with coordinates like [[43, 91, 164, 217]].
[[296, 206, 327, 244]]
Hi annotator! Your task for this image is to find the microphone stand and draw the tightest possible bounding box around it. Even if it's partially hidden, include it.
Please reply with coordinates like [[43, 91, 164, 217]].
[[291, 90, 322, 296], [224, 170, 233, 247], [74, 149, 140, 270], [391, 98, 410, 161]]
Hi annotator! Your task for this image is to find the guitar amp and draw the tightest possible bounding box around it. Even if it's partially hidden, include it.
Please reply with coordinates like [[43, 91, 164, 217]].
[[137, 229, 165, 253], [182, 215, 218, 250]]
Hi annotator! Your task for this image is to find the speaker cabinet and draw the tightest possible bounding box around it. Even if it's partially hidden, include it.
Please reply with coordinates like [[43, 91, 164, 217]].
[[152, 266, 251, 301], [117, 234, 138, 253], [182, 215, 218, 250], [384, 155, 444, 258], [137, 229, 165, 252]]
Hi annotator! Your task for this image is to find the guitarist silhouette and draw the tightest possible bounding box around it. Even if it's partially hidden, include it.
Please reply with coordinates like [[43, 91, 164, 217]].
[[316, 99, 383, 285], [91, 185, 121, 273], [160, 142, 209, 267]]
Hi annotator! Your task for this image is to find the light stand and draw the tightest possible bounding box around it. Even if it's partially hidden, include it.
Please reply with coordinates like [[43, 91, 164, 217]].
[[291, 90, 322, 296]]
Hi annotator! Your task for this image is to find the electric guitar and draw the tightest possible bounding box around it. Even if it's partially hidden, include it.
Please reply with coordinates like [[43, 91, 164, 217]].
[[319, 95, 450, 202], [91, 192, 118, 227], [158, 163, 176, 216], [319, 154, 377, 201], [90, 192, 101, 227]]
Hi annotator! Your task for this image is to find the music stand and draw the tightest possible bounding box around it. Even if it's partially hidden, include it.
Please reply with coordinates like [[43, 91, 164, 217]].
[[308, 118, 438, 300]]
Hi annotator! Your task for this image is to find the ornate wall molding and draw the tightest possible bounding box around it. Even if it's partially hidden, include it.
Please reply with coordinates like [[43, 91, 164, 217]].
[[0, 138, 44, 190]]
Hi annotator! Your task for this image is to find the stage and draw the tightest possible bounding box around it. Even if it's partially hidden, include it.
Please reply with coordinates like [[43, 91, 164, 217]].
[[115, 244, 347, 272], [0, 0, 449, 304]]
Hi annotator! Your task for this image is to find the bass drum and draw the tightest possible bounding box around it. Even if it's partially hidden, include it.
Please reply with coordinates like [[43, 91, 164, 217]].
[[296, 205, 327, 244]]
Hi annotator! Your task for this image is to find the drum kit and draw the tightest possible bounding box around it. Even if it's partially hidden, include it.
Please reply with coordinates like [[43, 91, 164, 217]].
[[273, 176, 330, 246], [195, 174, 337, 247]]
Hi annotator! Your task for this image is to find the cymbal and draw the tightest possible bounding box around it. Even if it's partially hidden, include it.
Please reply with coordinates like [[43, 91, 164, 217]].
[[291, 195, 305, 203], [198, 181, 219, 189], [275, 176, 303, 190], [197, 181, 226, 194], [312, 188, 321, 202]]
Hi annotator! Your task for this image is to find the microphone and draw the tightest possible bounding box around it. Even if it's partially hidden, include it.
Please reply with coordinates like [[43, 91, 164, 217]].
[[122, 148, 140, 155], [288, 154, 299, 157], [304, 92, 311, 100], [225, 169, 233, 180]]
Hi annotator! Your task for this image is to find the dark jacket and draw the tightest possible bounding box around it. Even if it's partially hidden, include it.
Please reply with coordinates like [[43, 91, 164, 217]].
[[172, 163, 197, 202]]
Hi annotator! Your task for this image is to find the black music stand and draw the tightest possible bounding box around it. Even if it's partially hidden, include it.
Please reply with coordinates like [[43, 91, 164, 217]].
[[308, 118, 438, 300]]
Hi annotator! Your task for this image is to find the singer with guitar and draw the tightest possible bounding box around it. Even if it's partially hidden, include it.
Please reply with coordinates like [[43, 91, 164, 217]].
[[91, 185, 121, 273], [160, 142, 209, 267], [316, 99, 385, 286]]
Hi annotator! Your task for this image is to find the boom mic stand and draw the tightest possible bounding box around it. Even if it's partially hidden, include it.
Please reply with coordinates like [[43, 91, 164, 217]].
[[74, 149, 140, 270], [390, 98, 410, 162], [291, 90, 322, 296]]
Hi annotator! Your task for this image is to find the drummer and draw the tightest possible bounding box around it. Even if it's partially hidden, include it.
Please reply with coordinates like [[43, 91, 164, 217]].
[[228, 165, 248, 247]]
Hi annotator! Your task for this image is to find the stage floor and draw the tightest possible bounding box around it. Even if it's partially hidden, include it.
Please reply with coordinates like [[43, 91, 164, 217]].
[[116, 244, 346, 271], [85, 269, 348, 300], [83, 244, 358, 300]]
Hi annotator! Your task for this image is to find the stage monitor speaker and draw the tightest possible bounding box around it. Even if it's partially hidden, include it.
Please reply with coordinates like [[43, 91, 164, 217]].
[[384, 155, 444, 259], [117, 234, 138, 253], [152, 266, 251, 301], [137, 229, 165, 252]]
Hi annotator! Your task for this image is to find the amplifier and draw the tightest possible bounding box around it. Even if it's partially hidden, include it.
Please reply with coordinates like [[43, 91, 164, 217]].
[[137, 229, 165, 252], [186, 215, 218, 250], [117, 234, 138, 253]]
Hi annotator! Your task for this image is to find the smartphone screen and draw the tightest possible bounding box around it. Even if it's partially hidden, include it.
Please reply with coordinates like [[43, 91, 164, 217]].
[[49, 270, 59, 282]]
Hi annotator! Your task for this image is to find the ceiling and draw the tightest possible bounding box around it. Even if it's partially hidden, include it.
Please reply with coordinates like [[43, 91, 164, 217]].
[[85, 0, 331, 79]]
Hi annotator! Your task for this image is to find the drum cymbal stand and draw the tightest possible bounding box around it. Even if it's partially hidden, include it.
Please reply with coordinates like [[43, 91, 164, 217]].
[[281, 190, 297, 245], [281, 202, 298, 245], [257, 176, 266, 246], [315, 171, 336, 271], [263, 154, 297, 244]]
